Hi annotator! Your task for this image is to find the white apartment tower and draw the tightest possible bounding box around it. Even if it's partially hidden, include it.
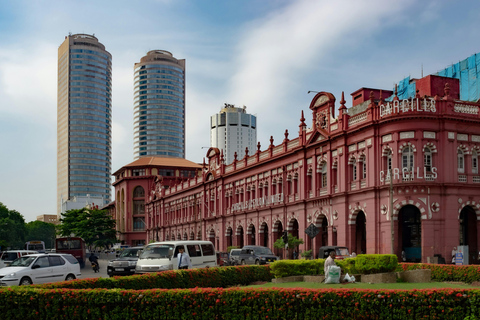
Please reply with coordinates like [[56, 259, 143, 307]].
[[133, 50, 185, 160], [210, 104, 257, 165]]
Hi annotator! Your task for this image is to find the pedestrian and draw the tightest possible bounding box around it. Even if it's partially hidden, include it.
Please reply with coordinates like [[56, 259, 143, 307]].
[[324, 251, 337, 274], [293, 250, 298, 260], [177, 247, 192, 269], [451, 247, 457, 264]]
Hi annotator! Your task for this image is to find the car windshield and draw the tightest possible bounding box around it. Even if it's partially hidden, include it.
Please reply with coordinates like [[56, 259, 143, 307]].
[[139, 244, 174, 259], [119, 248, 141, 258], [1, 252, 18, 261], [253, 247, 274, 255], [335, 247, 350, 256], [10, 256, 36, 267]]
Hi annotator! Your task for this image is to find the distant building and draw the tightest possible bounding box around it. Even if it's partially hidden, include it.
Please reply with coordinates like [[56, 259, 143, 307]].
[[210, 104, 257, 165], [60, 195, 105, 214], [133, 50, 186, 160], [57, 33, 112, 216], [112, 157, 201, 246], [36, 214, 59, 225]]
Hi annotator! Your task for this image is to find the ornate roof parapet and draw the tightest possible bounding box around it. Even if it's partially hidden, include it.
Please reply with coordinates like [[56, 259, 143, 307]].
[[256, 142, 261, 162], [283, 129, 289, 152], [269, 136, 274, 157], [299, 111, 306, 146]]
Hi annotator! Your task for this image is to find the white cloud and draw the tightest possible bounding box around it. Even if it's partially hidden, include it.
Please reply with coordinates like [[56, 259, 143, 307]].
[[0, 42, 57, 124], [228, 0, 413, 143]]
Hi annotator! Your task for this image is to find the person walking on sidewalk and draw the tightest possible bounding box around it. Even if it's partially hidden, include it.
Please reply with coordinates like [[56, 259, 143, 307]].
[[177, 247, 192, 269]]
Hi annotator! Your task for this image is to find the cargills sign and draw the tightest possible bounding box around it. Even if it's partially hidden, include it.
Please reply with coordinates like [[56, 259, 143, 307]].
[[231, 193, 284, 213], [380, 97, 436, 118], [380, 167, 438, 182]]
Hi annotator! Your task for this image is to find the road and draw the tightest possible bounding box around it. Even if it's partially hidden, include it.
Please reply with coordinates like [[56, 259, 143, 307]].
[[80, 258, 110, 279]]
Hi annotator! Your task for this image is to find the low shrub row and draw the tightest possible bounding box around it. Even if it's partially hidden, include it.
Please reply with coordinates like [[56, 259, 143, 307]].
[[37, 265, 273, 290], [1, 286, 479, 319], [270, 254, 398, 278], [398, 263, 480, 284]]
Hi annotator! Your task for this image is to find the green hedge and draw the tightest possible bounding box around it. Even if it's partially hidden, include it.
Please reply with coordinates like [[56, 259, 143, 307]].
[[355, 254, 398, 274], [269, 255, 395, 278], [1, 286, 479, 319], [398, 263, 480, 284], [37, 265, 273, 290]]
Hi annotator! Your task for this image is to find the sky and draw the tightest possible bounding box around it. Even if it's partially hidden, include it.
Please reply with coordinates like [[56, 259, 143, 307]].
[[1, 0, 480, 223]]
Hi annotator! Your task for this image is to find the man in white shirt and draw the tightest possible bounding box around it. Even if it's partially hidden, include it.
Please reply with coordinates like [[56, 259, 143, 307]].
[[324, 251, 337, 274], [177, 247, 192, 269]]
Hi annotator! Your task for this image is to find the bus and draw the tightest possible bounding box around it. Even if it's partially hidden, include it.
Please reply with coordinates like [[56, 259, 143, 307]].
[[25, 240, 46, 252], [55, 237, 87, 268]]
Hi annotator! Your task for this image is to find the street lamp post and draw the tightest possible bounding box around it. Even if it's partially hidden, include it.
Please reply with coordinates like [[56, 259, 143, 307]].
[[389, 169, 394, 254]]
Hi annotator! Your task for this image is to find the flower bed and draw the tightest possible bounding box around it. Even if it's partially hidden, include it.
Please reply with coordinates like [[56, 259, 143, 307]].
[[398, 263, 480, 284], [1, 286, 479, 319]]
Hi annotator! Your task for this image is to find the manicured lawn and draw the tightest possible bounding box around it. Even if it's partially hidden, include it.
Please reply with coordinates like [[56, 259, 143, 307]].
[[248, 281, 474, 290]]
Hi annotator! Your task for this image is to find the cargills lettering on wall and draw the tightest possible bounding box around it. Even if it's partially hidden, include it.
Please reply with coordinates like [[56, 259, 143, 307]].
[[380, 97, 436, 118], [231, 193, 284, 213], [380, 167, 438, 182]]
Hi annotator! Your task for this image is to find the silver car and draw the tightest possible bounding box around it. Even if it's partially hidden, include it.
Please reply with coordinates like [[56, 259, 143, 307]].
[[0, 253, 81, 286]]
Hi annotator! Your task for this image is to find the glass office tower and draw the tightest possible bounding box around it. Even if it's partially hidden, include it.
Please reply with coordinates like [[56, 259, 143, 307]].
[[57, 34, 112, 214], [133, 50, 185, 159]]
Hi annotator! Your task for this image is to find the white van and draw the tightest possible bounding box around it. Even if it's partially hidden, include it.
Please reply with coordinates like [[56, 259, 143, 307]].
[[0, 250, 38, 268], [135, 240, 217, 273]]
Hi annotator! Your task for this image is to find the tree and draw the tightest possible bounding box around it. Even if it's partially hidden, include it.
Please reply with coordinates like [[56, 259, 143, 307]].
[[25, 221, 56, 249], [274, 233, 304, 259], [0, 202, 27, 250], [56, 207, 117, 249]]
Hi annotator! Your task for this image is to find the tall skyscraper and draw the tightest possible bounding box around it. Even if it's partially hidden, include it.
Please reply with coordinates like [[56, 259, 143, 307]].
[[57, 34, 112, 215], [133, 50, 185, 159], [210, 104, 257, 165]]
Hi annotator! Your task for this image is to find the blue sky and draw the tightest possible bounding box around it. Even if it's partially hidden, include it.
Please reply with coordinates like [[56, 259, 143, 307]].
[[1, 0, 480, 222]]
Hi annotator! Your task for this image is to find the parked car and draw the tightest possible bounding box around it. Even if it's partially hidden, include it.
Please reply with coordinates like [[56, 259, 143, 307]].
[[229, 249, 242, 265], [237, 246, 279, 265], [0, 250, 38, 268], [107, 246, 144, 277], [317, 246, 350, 260], [0, 253, 81, 286]]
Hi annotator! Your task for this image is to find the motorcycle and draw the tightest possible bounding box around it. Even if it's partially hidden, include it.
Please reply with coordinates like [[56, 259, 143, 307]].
[[91, 261, 100, 273]]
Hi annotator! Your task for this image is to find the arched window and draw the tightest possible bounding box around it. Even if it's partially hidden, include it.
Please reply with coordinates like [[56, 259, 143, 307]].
[[133, 186, 145, 198], [321, 162, 328, 188], [133, 186, 145, 215], [424, 147, 432, 172], [360, 155, 367, 179], [472, 150, 478, 174], [402, 146, 414, 171], [387, 150, 392, 172], [458, 149, 465, 173], [351, 158, 357, 181]]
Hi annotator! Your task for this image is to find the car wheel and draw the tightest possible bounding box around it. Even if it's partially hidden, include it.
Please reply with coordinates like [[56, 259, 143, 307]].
[[241, 260, 246, 265], [255, 260, 260, 265], [65, 274, 76, 281], [20, 277, 33, 286]]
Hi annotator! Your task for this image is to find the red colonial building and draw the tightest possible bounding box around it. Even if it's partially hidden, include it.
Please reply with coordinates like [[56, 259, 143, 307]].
[[112, 157, 202, 246], [113, 75, 480, 264]]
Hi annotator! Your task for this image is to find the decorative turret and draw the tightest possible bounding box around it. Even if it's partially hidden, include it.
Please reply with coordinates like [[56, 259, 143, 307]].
[[339, 91, 347, 116]]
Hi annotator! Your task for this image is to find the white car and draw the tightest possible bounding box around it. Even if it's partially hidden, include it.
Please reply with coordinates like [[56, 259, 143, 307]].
[[0, 253, 81, 286]]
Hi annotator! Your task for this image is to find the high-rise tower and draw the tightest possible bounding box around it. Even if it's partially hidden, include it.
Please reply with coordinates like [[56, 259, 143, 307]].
[[133, 50, 185, 159], [210, 104, 257, 165], [57, 34, 112, 215]]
